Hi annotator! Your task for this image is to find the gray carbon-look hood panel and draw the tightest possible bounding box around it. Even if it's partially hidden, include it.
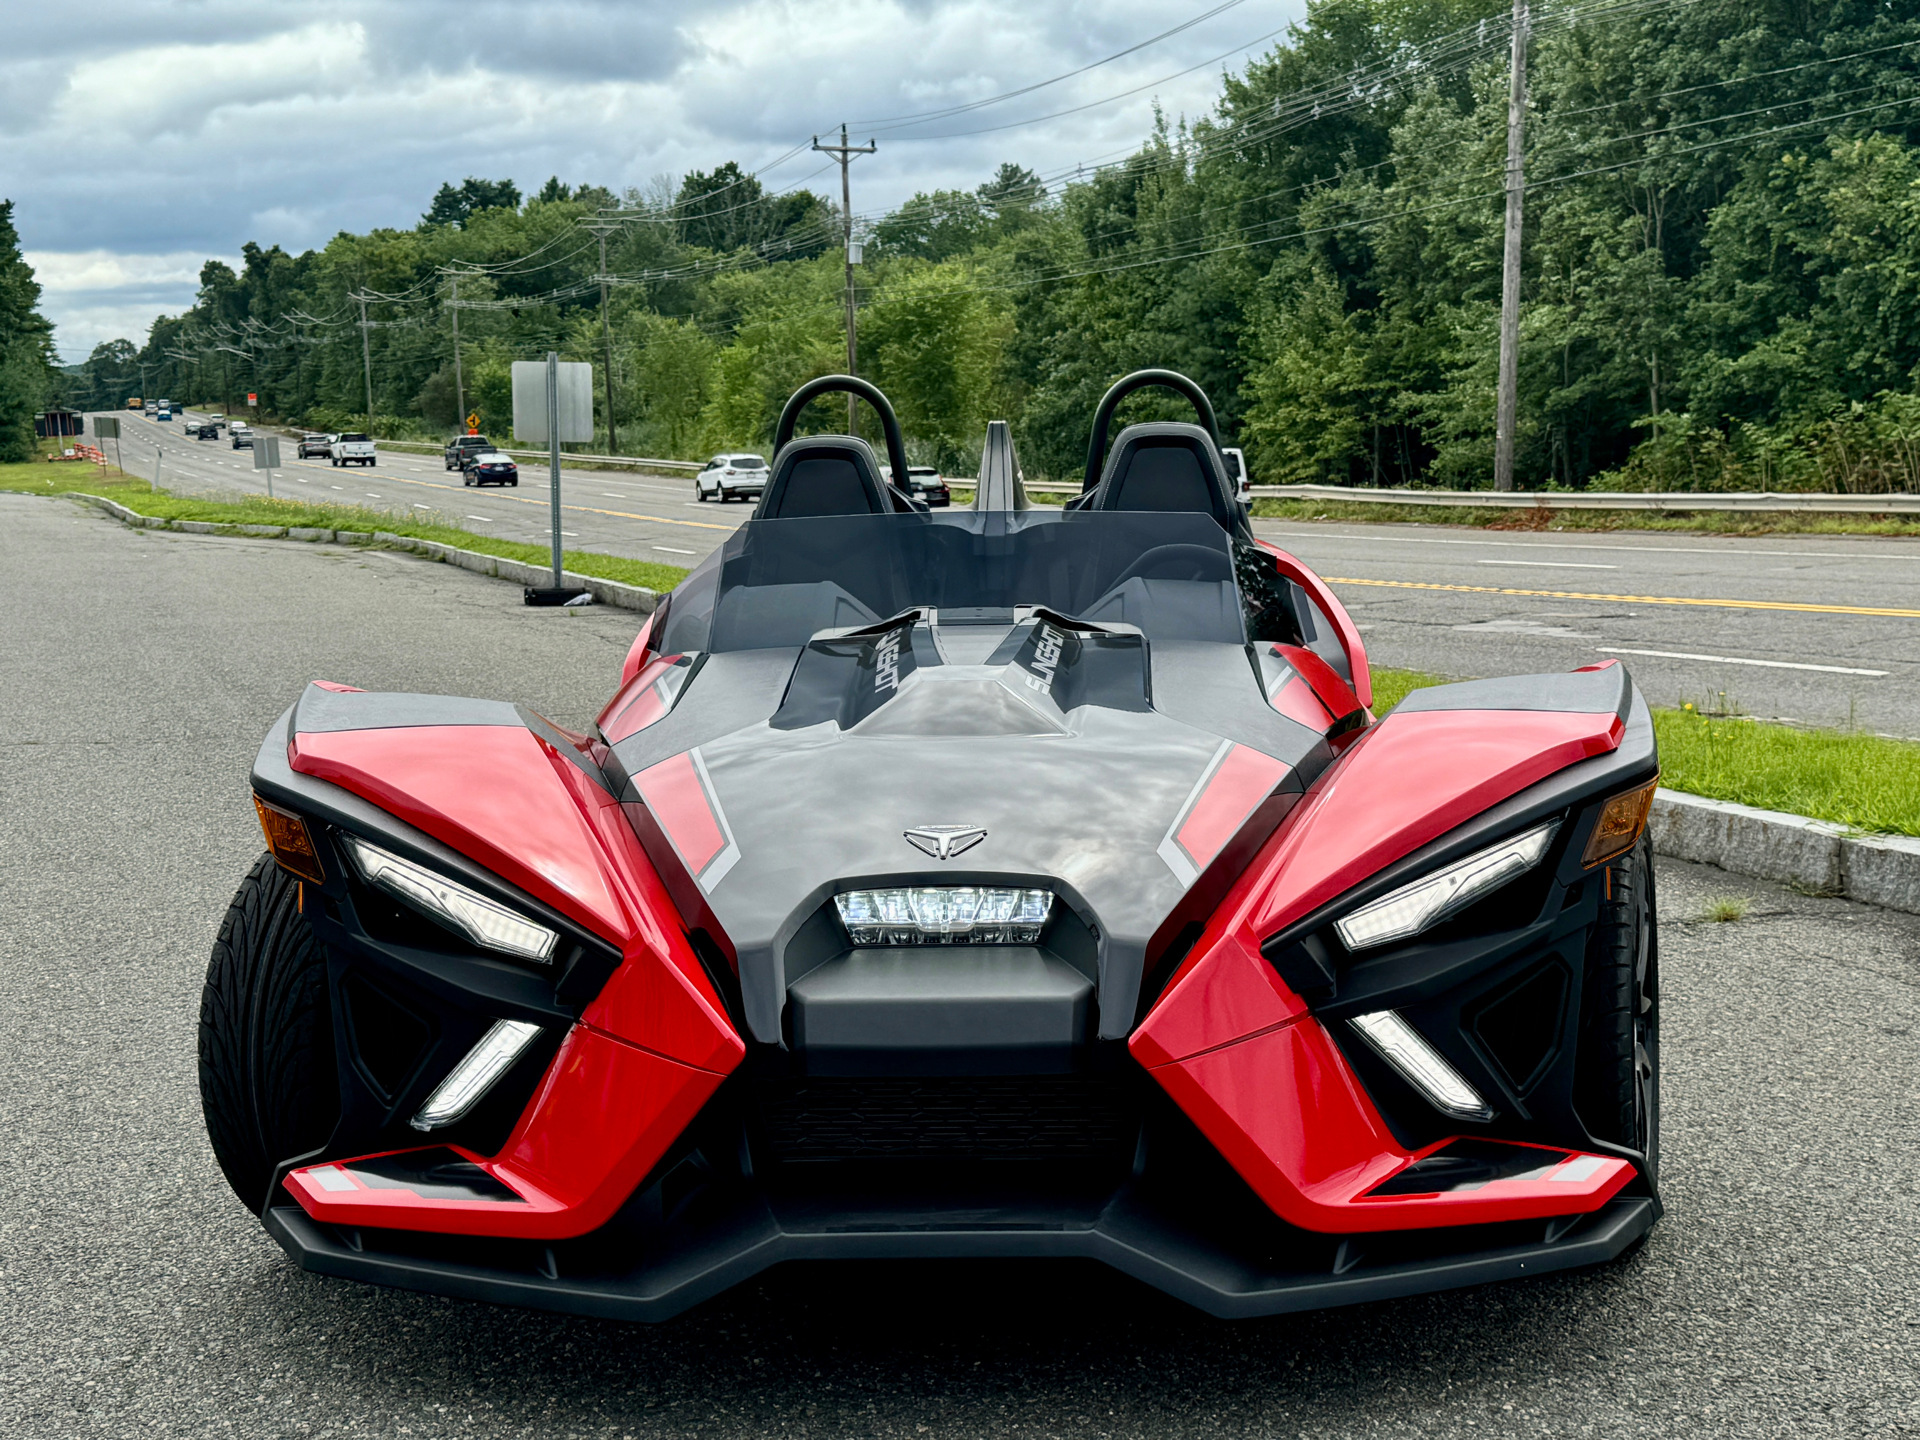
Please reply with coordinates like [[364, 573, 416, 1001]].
[[605, 616, 1325, 1045]]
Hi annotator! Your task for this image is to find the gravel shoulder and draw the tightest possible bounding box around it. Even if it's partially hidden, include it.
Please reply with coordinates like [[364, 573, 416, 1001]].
[[1, 493, 1913, 1438]]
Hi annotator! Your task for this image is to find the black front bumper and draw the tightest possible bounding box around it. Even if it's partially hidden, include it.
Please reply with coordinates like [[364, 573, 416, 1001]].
[[266, 1164, 1655, 1323]]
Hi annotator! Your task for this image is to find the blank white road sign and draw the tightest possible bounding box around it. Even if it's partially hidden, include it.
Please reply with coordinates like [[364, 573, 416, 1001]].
[[252, 435, 282, 468], [511, 360, 594, 444]]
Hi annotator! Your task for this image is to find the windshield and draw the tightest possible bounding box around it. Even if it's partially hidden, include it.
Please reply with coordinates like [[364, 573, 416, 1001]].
[[667, 510, 1249, 653], [338, 433, 369, 443], [729, 455, 766, 469]]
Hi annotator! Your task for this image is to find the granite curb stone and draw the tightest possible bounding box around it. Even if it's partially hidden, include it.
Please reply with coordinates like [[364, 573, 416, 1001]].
[[1648, 788, 1918, 912]]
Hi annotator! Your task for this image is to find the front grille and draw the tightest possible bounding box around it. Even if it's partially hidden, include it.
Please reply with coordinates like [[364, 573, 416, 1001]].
[[758, 1075, 1137, 1164]]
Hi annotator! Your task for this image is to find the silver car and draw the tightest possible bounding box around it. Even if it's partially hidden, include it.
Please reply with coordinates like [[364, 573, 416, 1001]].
[[694, 453, 769, 503]]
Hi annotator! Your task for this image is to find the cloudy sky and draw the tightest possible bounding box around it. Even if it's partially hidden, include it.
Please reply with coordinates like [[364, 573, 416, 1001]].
[[7, 0, 1306, 362]]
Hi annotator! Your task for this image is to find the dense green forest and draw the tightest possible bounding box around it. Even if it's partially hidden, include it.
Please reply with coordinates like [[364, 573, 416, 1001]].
[[62, 0, 1919, 491]]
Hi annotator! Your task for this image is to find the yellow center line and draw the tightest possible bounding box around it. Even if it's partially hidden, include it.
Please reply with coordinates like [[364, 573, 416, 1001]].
[[1323, 575, 1920, 618], [281, 457, 737, 531]]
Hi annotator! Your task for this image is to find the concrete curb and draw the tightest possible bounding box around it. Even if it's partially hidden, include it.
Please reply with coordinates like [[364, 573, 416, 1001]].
[[1649, 789, 1918, 912], [60, 491, 1915, 911], [65, 492, 659, 616]]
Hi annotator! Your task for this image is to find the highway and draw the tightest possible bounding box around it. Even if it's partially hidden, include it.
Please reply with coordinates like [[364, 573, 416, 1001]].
[[94, 409, 1920, 735], [2, 494, 1913, 1437]]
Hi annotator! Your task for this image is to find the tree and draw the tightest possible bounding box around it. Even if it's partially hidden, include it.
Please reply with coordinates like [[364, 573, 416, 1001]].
[[0, 200, 55, 461], [675, 163, 832, 258], [422, 177, 523, 228]]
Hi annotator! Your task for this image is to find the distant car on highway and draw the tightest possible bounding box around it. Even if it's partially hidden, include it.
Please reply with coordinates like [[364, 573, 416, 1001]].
[[296, 433, 333, 459], [189, 422, 219, 441], [694, 452, 768, 503], [330, 432, 376, 467], [463, 452, 519, 487], [444, 434, 492, 470], [156, 405, 172, 422], [143, 401, 158, 416], [882, 464, 951, 507], [230, 424, 254, 450]]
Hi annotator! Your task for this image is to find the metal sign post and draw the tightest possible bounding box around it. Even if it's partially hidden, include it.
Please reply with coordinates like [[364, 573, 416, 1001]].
[[510, 356, 594, 605], [252, 435, 281, 498]]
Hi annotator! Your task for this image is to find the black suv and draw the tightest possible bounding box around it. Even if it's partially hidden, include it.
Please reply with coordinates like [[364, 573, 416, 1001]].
[[444, 434, 492, 470]]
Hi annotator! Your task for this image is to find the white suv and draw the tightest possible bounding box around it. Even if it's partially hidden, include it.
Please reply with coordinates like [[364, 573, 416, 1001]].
[[694, 453, 769, 503]]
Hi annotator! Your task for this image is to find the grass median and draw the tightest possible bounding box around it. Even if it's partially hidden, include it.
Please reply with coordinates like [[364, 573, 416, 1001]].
[[923, 488, 1912, 536], [1372, 666, 1918, 835], [1, 455, 693, 594]]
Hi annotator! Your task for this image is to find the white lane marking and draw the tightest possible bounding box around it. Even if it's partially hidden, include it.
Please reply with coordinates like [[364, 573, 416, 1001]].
[[561, 531, 578, 537], [365, 493, 381, 498], [601, 492, 625, 498], [330, 485, 343, 490], [1479, 559, 1618, 569], [413, 503, 432, 509], [1598, 647, 1890, 677], [466, 515, 493, 523], [1258, 528, 1918, 562], [653, 545, 695, 554]]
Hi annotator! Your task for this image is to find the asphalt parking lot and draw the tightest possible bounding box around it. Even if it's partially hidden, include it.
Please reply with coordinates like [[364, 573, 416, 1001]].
[[2, 492, 1914, 1438]]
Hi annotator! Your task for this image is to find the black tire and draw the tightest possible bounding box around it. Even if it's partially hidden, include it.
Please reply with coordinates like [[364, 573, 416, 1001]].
[[694, 481, 707, 502], [198, 853, 339, 1212], [1574, 836, 1659, 1181]]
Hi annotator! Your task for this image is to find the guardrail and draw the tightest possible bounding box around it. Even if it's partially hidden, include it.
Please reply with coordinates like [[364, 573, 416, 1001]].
[[374, 438, 701, 473], [969, 479, 1916, 512], [1244, 483, 1919, 514]]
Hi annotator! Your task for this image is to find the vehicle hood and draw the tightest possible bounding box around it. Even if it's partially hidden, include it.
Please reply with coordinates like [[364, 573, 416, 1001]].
[[601, 614, 1330, 1042]]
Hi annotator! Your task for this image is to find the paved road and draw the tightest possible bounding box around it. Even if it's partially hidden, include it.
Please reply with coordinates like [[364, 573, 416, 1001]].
[[2, 491, 1914, 1438], [1259, 523, 1920, 736], [91, 410, 1919, 735], [99, 408, 755, 569]]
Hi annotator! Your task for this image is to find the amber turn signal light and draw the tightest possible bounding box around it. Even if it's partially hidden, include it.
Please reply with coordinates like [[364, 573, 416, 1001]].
[[254, 794, 326, 884], [1582, 778, 1658, 867]]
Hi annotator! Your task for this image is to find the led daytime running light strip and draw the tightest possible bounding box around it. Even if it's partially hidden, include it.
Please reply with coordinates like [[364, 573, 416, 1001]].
[[340, 834, 558, 963], [1349, 1010, 1493, 1122], [836, 887, 1053, 945], [411, 1020, 543, 1130]]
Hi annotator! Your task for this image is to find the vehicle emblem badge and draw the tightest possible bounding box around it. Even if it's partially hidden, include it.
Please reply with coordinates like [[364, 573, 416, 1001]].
[[903, 824, 986, 860]]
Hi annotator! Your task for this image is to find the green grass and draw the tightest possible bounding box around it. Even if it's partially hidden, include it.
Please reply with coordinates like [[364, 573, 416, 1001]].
[[1702, 895, 1751, 922], [1, 455, 692, 594], [1373, 667, 1918, 835]]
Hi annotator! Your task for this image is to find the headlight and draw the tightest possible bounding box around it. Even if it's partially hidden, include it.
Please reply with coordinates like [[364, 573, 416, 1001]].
[[1335, 820, 1559, 952], [341, 834, 557, 963], [835, 886, 1053, 945]]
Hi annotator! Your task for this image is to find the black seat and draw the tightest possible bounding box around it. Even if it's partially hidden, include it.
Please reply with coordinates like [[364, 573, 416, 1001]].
[[1080, 423, 1240, 531], [755, 437, 891, 519]]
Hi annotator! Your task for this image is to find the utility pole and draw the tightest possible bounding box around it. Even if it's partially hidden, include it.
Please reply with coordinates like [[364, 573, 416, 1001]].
[[581, 218, 622, 453], [812, 125, 876, 432], [355, 290, 375, 430], [448, 272, 466, 428], [1492, 0, 1529, 492]]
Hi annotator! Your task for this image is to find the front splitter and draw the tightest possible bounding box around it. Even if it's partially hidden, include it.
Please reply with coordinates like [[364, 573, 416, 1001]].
[[265, 1184, 1656, 1322]]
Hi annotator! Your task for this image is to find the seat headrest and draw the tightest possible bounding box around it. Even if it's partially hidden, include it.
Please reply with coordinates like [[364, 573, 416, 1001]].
[[1086, 423, 1240, 530], [756, 437, 891, 519]]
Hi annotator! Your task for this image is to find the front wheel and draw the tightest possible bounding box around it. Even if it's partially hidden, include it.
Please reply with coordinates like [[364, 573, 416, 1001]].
[[693, 481, 707, 502], [1574, 836, 1659, 1184], [199, 854, 339, 1212]]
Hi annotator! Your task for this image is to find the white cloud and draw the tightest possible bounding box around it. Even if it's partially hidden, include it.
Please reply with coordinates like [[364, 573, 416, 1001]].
[[28, 250, 219, 292]]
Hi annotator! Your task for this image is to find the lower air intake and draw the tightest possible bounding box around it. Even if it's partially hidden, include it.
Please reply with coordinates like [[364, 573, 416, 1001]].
[[758, 1075, 1137, 1164]]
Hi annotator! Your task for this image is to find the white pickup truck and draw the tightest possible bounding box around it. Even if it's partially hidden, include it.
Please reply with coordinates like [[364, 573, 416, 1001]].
[[329, 432, 376, 468]]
